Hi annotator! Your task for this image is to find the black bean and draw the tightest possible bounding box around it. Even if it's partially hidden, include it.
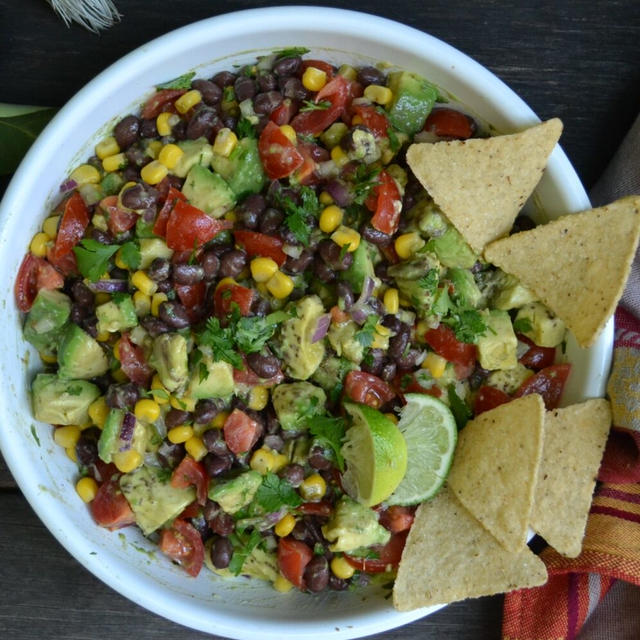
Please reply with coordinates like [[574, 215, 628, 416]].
[[190, 400, 217, 425], [113, 115, 140, 149], [120, 183, 159, 210], [203, 452, 233, 477], [71, 280, 94, 307], [141, 315, 170, 337], [380, 360, 397, 382], [122, 165, 140, 182], [357, 66, 386, 87], [234, 76, 257, 102], [110, 267, 129, 281], [155, 279, 173, 294], [468, 365, 490, 391], [361, 224, 392, 246], [368, 297, 384, 317], [279, 226, 302, 247], [251, 296, 271, 317], [237, 194, 266, 229], [156, 441, 185, 469], [212, 70, 236, 87], [382, 314, 402, 332], [336, 281, 354, 310], [75, 433, 99, 466], [209, 510, 235, 536], [259, 207, 284, 234], [361, 348, 385, 376], [125, 144, 148, 168], [279, 464, 305, 488], [395, 348, 421, 371], [263, 434, 284, 452], [253, 90, 283, 115], [246, 352, 280, 379], [273, 56, 302, 77], [158, 301, 190, 329], [374, 262, 390, 282], [313, 258, 336, 283], [200, 250, 221, 281], [203, 500, 220, 523], [220, 114, 237, 131], [219, 249, 247, 279], [257, 72, 278, 92], [283, 249, 313, 274], [202, 429, 230, 456], [139, 118, 158, 138], [70, 304, 86, 325], [173, 263, 204, 284], [186, 107, 219, 140], [147, 257, 171, 282], [329, 574, 349, 591], [388, 324, 410, 360], [309, 444, 333, 470], [91, 228, 114, 245], [164, 409, 191, 430], [304, 555, 329, 592], [106, 383, 139, 410], [191, 78, 223, 105], [318, 239, 353, 271], [211, 537, 233, 569], [280, 77, 308, 101]]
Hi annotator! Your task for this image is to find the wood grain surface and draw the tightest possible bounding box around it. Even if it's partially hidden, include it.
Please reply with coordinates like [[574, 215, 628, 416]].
[[1, 1, 639, 638]]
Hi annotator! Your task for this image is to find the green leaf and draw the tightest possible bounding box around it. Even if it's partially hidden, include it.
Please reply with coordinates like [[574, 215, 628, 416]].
[[274, 186, 320, 246], [73, 239, 120, 282], [118, 241, 141, 271], [355, 315, 380, 348], [308, 415, 347, 471], [299, 100, 331, 112], [237, 117, 257, 139], [274, 47, 310, 59], [418, 268, 439, 295], [513, 317, 533, 335], [234, 310, 288, 354], [447, 384, 472, 430], [156, 72, 196, 90], [0, 106, 57, 175], [196, 317, 244, 370], [444, 308, 487, 343], [229, 529, 263, 576], [255, 473, 302, 513]]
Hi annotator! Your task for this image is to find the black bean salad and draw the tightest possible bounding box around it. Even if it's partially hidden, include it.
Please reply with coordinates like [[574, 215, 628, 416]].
[[17, 47, 571, 593]]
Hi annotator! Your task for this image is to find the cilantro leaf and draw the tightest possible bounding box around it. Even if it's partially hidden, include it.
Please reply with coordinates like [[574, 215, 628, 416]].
[[447, 384, 472, 430], [237, 117, 256, 139], [197, 317, 244, 369], [513, 317, 533, 335], [387, 127, 401, 153], [234, 311, 287, 354], [308, 415, 347, 471], [274, 186, 320, 246], [351, 164, 381, 205], [299, 100, 331, 112], [73, 239, 119, 282], [228, 529, 262, 576], [156, 72, 196, 90], [274, 46, 310, 59], [418, 268, 439, 295], [118, 241, 141, 271], [355, 315, 380, 348], [444, 309, 487, 343], [255, 473, 302, 512]]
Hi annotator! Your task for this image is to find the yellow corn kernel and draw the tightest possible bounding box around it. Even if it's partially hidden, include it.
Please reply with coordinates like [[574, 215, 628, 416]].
[[146, 139, 163, 159], [39, 351, 57, 364], [330, 555, 356, 580], [422, 351, 448, 378], [70, 164, 100, 186], [384, 412, 399, 424], [274, 513, 296, 538], [273, 574, 294, 593], [114, 248, 129, 271], [95, 136, 120, 159], [394, 232, 425, 260], [102, 152, 127, 173], [337, 64, 358, 81], [351, 114, 364, 126], [319, 191, 333, 205], [212, 410, 229, 429], [271, 452, 289, 473], [76, 476, 99, 503], [131, 270, 157, 296], [134, 398, 161, 423], [415, 320, 432, 341], [302, 66, 328, 92], [66, 446, 78, 462], [151, 375, 169, 404], [113, 449, 143, 473], [383, 288, 400, 314], [42, 215, 60, 239], [112, 367, 128, 383], [266, 271, 294, 299], [156, 143, 184, 169], [299, 473, 327, 501], [94, 330, 110, 343], [94, 292, 111, 305], [363, 84, 393, 106], [29, 232, 50, 258], [156, 112, 179, 136], [330, 145, 349, 168], [224, 210, 237, 223], [175, 89, 202, 114], [168, 425, 194, 444], [112, 338, 122, 361], [331, 225, 361, 252], [279, 124, 297, 144], [140, 160, 169, 185], [132, 291, 151, 317], [54, 425, 81, 449], [213, 127, 238, 157], [250, 256, 279, 283], [170, 395, 197, 412], [371, 323, 390, 350], [319, 205, 344, 234], [88, 396, 109, 429], [250, 447, 277, 475], [248, 385, 269, 411], [185, 436, 208, 462], [151, 292, 168, 316]]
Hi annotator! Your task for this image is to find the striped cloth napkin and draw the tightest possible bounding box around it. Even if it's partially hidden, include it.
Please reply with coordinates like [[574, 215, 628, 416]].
[[502, 114, 640, 640]]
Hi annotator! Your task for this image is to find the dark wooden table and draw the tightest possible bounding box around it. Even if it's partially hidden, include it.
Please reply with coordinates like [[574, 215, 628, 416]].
[[1, 1, 639, 638]]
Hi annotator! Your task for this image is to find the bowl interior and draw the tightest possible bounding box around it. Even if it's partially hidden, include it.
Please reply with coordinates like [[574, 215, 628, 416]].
[[0, 7, 611, 640]]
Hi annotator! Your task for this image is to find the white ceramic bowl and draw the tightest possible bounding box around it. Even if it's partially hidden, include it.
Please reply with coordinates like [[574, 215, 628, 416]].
[[0, 7, 612, 639]]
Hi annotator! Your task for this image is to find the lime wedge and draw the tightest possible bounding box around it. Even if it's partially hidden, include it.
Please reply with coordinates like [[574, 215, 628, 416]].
[[341, 403, 408, 507], [387, 393, 457, 506]]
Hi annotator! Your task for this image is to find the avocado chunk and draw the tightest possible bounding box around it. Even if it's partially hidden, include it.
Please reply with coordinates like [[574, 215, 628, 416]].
[[182, 164, 236, 218], [206, 543, 278, 581], [386, 71, 438, 135], [31, 373, 100, 425], [211, 137, 266, 198], [96, 295, 137, 335], [150, 333, 188, 393], [346, 128, 381, 164], [327, 320, 365, 364], [120, 465, 196, 536], [311, 356, 357, 393], [277, 295, 326, 380], [321, 496, 390, 553], [209, 470, 263, 515], [341, 240, 376, 294], [426, 227, 477, 269], [487, 363, 533, 394], [515, 302, 566, 348], [406, 195, 449, 237], [173, 138, 214, 178], [491, 273, 537, 310], [271, 382, 327, 431], [23, 289, 71, 355], [57, 324, 109, 379], [476, 309, 518, 371], [186, 353, 234, 399], [388, 252, 443, 316], [98, 409, 150, 464], [449, 268, 482, 308], [139, 238, 173, 269]]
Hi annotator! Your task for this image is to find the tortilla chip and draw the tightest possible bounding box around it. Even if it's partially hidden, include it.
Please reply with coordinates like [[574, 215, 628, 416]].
[[393, 487, 547, 611], [531, 399, 612, 557], [447, 394, 545, 552], [406, 118, 562, 253], [484, 196, 640, 348]]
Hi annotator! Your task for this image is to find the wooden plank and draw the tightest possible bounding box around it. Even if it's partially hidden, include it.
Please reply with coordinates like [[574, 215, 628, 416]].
[[0, 452, 15, 489]]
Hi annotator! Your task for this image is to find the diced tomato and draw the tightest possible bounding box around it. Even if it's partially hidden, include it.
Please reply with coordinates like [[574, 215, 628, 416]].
[[395, 372, 443, 399], [424, 108, 474, 140], [297, 501, 333, 517], [517, 334, 557, 370], [213, 280, 254, 317], [330, 305, 350, 324], [368, 170, 402, 236], [171, 456, 209, 506], [178, 501, 202, 521], [233, 355, 284, 389], [158, 519, 205, 577], [301, 59, 335, 79], [378, 505, 416, 533], [351, 104, 389, 138], [90, 477, 136, 530], [270, 99, 298, 125], [424, 325, 477, 379], [290, 75, 350, 136], [141, 89, 186, 119], [258, 121, 305, 180], [294, 143, 319, 185], [165, 200, 232, 251], [514, 363, 571, 410], [344, 370, 395, 409], [233, 230, 287, 266], [99, 195, 138, 234], [473, 385, 511, 416], [118, 333, 153, 386], [14, 254, 65, 312], [50, 192, 89, 262], [175, 282, 206, 309], [277, 537, 313, 590], [153, 187, 187, 237], [345, 531, 408, 573], [223, 408, 261, 455]]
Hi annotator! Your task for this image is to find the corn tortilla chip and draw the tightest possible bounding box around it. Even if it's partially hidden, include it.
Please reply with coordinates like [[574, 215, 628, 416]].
[[484, 196, 640, 348], [393, 487, 547, 611], [531, 399, 612, 557], [448, 394, 545, 552], [406, 118, 562, 253]]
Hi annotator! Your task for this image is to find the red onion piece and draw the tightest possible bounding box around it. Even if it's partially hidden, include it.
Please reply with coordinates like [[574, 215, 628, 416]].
[[59, 178, 77, 193], [311, 313, 331, 343], [349, 276, 375, 325], [325, 179, 353, 207], [118, 412, 136, 451], [87, 279, 129, 293]]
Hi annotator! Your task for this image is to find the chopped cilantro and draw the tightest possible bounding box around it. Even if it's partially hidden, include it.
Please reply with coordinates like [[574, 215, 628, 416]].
[[355, 315, 380, 348], [444, 308, 487, 343], [73, 239, 119, 282], [351, 164, 381, 205], [197, 317, 244, 369], [255, 473, 302, 512], [234, 310, 288, 354], [387, 127, 401, 153], [308, 415, 347, 471], [228, 529, 263, 576], [299, 100, 331, 112], [274, 186, 320, 246], [154, 467, 172, 483], [118, 241, 141, 271], [274, 46, 310, 59], [447, 384, 472, 430], [30, 424, 40, 447], [237, 117, 257, 139], [156, 72, 196, 90], [418, 268, 439, 295], [513, 317, 533, 335]]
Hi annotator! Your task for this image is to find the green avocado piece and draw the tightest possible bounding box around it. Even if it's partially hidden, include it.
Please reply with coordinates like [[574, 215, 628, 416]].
[[327, 320, 365, 364], [311, 356, 357, 393], [386, 71, 438, 135], [406, 195, 449, 237], [186, 355, 234, 399], [487, 363, 533, 394], [388, 252, 443, 316], [173, 138, 214, 178], [341, 240, 376, 294], [23, 289, 71, 355], [211, 137, 266, 199], [182, 163, 236, 218], [491, 273, 538, 310], [95, 295, 137, 335], [120, 466, 196, 536], [97, 409, 149, 463], [100, 172, 124, 196], [426, 227, 477, 269], [139, 238, 173, 269], [150, 333, 188, 393], [57, 324, 109, 380], [271, 382, 327, 431], [476, 309, 518, 371], [209, 470, 263, 515], [449, 268, 482, 308], [515, 302, 566, 348], [31, 373, 100, 425]]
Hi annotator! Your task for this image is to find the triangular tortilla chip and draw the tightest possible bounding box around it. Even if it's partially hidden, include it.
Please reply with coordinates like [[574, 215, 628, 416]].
[[406, 118, 562, 253], [531, 399, 612, 557], [447, 394, 545, 552], [393, 487, 547, 611], [484, 196, 640, 348]]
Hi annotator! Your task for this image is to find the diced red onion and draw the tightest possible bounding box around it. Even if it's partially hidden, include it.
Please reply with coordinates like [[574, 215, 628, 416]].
[[87, 279, 129, 293], [350, 308, 368, 325], [349, 276, 375, 325], [59, 178, 77, 193], [118, 412, 136, 451], [325, 179, 353, 207], [282, 243, 304, 259], [311, 314, 331, 343]]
